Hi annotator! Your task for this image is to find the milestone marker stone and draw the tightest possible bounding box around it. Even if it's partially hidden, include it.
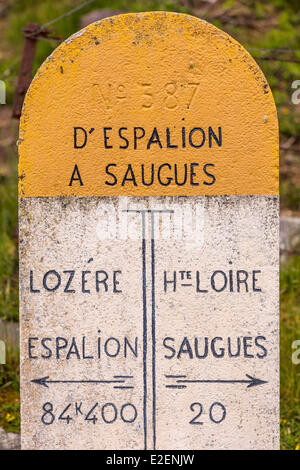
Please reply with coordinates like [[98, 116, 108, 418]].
[[19, 12, 279, 450]]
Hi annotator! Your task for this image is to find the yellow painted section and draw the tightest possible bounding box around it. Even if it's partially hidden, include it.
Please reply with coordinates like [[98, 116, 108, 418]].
[[19, 12, 279, 197]]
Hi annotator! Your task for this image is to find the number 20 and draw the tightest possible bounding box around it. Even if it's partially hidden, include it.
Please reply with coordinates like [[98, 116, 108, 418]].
[[189, 402, 226, 425]]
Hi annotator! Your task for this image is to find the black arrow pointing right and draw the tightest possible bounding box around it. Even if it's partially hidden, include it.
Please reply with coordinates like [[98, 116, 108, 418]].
[[165, 374, 268, 390]]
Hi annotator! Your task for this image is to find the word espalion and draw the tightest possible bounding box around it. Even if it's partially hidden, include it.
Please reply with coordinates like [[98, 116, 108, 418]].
[[73, 125, 222, 150]]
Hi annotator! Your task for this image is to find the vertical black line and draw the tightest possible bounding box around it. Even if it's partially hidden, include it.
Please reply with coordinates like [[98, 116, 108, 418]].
[[151, 212, 156, 450], [141, 212, 147, 450], [124, 209, 173, 450]]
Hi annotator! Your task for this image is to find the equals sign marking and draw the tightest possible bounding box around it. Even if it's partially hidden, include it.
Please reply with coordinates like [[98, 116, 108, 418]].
[[165, 375, 187, 389], [113, 375, 134, 389]]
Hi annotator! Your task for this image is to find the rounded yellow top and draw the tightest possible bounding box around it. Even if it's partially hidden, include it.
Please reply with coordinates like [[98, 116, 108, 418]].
[[19, 12, 278, 197]]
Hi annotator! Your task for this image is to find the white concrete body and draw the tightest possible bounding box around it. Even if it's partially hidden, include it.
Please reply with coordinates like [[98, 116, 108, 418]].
[[19, 195, 279, 449]]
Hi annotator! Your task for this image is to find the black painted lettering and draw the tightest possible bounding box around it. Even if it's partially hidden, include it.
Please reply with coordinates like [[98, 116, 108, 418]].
[[203, 163, 216, 185], [105, 164, 118, 186], [134, 127, 145, 149], [69, 164, 83, 186], [30, 270, 40, 293], [74, 127, 87, 149], [28, 337, 38, 359], [104, 127, 113, 149], [119, 127, 129, 149], [163, 337, 176, 359], [189, 128, 205, 148]]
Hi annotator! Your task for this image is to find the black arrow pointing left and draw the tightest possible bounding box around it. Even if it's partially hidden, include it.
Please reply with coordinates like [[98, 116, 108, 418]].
[[31, 375, 134, 388]]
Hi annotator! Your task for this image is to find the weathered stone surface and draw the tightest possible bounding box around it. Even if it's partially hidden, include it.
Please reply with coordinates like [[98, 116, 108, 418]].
[[280, 216, 300, 260], [19, 195, 279, 450], [0, 428, 20, 450]]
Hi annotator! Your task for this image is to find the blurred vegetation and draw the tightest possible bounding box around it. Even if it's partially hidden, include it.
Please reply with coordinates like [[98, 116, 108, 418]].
[[0, 0, 299, 448], [0, 152, 18, 323], [0, 345, 20, 433], [281, 253, 300, 451]]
